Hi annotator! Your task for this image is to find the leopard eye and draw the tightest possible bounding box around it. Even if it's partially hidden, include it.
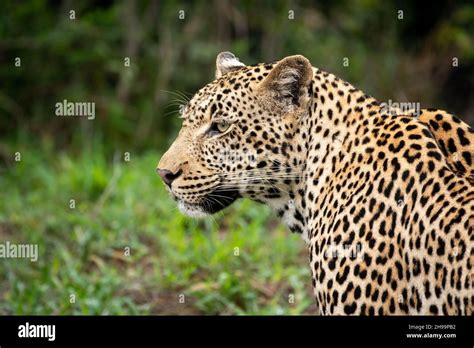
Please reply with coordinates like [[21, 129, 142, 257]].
[[216, 121, 230, 132], [209, 121, 231, 135]]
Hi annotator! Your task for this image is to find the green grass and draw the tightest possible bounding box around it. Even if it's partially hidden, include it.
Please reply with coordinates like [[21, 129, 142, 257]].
[[0, 145, 314, 315]]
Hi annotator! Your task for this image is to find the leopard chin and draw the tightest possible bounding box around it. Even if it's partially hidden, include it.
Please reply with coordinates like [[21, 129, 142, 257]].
[[177, 189, 240, 218]]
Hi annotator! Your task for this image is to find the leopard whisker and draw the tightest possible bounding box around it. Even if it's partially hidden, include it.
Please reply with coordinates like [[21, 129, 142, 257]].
[[160, 89, 192, 103]]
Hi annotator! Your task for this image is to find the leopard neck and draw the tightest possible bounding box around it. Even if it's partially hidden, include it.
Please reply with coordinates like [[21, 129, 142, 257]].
[[282, 68, 380, 243]]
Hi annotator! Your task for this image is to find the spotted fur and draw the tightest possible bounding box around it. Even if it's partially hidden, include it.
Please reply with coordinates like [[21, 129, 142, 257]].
[[157, 52, 474, 315]]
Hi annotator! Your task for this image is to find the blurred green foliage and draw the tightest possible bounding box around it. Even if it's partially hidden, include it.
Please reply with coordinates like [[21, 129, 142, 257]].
[[0, 149, 314, 314], [0, 0, 472, 156], [0, 0, 473, 314]]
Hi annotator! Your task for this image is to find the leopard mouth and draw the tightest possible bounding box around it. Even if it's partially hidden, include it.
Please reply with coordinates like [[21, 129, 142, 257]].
[[176, 189, 240, 218]]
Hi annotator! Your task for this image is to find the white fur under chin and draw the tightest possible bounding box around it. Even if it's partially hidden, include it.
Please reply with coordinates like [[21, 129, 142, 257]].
[[177, 200, 209, 218], [300, 230, 310, 244]]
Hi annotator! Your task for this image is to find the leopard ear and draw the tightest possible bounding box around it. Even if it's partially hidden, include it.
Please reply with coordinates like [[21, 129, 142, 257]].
[[259, 55, 313, 108], [215, 52, 245, 78]]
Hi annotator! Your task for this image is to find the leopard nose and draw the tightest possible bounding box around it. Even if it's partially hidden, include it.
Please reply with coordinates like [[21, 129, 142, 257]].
[[157, 168, 183, 188]]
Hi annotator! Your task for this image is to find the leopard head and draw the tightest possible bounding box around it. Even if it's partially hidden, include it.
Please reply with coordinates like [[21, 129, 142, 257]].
[[157, 52, 313, 217]]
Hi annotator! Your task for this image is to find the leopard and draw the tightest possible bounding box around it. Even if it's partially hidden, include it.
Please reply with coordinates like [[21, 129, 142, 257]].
[[157, 52, 474, 315]]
